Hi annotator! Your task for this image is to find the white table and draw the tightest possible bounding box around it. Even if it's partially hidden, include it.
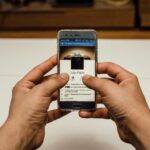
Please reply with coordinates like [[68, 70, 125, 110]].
[[0, 39, 150, 150]]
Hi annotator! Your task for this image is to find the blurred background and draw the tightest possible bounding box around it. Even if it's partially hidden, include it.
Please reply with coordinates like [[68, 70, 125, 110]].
[[0, 0, 150, 38]]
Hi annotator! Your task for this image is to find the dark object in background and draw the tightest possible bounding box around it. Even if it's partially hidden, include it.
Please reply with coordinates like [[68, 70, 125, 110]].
[[0, 0, 135, 29], [71, 57, 84, 70], [139, 0, 150, 27], [51, 0, 94, 7], [5, 0, 26, 5], [5, 0, 46, 6]]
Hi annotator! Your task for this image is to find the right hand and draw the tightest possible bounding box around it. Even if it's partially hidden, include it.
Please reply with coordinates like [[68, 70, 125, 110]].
[[79, 62, 150, 150]]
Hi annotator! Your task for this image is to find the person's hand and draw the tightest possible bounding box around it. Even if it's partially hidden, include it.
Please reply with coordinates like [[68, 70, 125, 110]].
[[79, 62, 150, 150], [0, 55, 69, 150]]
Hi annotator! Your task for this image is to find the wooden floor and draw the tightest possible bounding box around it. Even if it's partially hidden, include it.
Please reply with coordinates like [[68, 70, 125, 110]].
[[0, 30, 150, 39]]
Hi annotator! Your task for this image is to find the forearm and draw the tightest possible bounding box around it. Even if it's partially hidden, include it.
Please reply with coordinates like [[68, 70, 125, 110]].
[[127, 109, 150, 150], [0, 119, 35, 150]]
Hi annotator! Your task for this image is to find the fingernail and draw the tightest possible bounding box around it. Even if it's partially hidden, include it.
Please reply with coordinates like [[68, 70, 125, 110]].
[[60, 73, 69, 80], [83, 74, 91, 80]]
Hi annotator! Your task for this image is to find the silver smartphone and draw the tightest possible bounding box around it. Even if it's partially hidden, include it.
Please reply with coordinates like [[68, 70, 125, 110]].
[[58, 29, 97, 111]]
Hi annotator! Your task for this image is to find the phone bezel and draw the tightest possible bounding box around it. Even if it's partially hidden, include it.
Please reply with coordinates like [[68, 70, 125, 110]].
[[57, 29, 97, 111]]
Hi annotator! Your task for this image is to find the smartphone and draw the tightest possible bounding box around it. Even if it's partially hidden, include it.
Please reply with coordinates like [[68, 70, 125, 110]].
[[58, 30, 97, 111]]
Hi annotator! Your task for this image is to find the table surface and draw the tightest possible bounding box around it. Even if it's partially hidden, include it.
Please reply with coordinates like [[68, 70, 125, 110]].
[[0, 39, 150, 150], [1, 30, 150, 39]]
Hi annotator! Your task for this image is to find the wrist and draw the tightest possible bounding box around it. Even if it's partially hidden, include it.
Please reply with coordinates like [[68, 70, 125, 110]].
[[0, 118, 36, 150], [126, 108, 150, 150]]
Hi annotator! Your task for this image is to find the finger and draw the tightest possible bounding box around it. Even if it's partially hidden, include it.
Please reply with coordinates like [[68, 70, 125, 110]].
[[97, 62, 134, 83], [21, 55, 57, 83], [40, 73, 58, 83], [96, 94, 102, 103], [82, 75, 119, 96], [103, 77, 115, 82], [47, 109, 70, 123], [51, 91, 58, 101], [79, 108, 110, 119], [33, 73, 69, 97]]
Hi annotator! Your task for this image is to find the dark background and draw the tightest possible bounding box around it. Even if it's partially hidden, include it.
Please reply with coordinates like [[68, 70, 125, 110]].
[[0, 0, 150, 38]]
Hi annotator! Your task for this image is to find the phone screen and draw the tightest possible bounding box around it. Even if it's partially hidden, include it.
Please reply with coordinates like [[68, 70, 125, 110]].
[[59, 38, 96, 102]]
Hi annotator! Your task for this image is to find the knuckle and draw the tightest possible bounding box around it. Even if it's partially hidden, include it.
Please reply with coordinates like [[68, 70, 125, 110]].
[[57, 75, 67, 83], [120, 135, 128, 143], [47, 75, 67, 87], [12, 84, 20, 93], [84, 76, 93, 85], [35, 65, 45, 74], [107, 62, 116, 70], [107, 62, 116, 68], [130, 73, 139, 82], [107, 62, 115, 66]]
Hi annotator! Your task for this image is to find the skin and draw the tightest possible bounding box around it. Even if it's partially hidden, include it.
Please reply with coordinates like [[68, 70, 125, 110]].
[[0, 55, 69, 150], [0, 55, 150, 150], [79, 62, 150, 150]]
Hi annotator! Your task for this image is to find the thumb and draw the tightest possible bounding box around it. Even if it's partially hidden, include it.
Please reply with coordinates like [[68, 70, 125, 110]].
[[82, 75, 119, 97], [33, 73, 69, 97]]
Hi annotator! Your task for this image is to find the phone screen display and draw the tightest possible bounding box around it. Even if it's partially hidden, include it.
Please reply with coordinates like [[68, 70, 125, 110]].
[[59, 38, 96, 102]]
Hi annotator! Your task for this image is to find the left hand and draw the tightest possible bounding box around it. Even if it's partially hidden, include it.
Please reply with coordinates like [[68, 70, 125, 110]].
[[0, 55, 69, 150], [79, 62, 150, 149]]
